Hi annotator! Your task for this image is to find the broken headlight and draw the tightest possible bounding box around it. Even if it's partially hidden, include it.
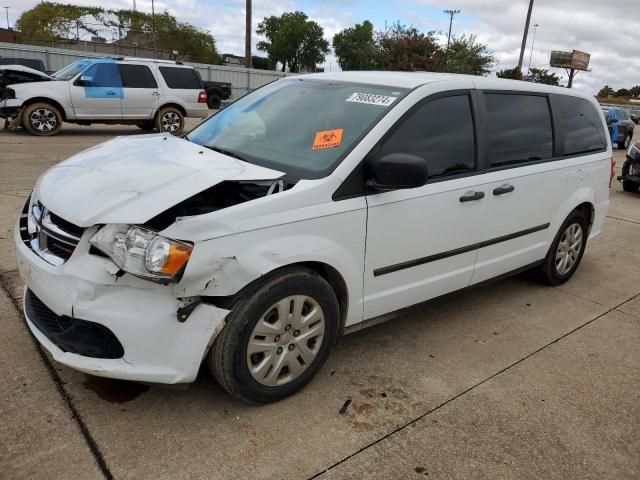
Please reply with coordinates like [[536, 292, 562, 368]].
[[90, 224, 192, 282]]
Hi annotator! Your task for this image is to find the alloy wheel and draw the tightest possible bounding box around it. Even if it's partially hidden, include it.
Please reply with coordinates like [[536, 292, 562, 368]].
[[30, 108, 57, 132], [555, 222, 583, 275], [246, 295, 325, 386], [161, 112, 181, 132]]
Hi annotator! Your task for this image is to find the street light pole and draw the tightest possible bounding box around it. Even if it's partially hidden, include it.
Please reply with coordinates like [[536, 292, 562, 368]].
[[444, 9, 460, 52], [527, 23, 539, 74], [517, 0, 534, 72], [151, 0, 157, 59], [4, 7, 9, 30]]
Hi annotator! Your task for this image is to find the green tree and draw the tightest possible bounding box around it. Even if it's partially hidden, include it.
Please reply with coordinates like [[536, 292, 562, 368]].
[[332, 20, 379, 70], [376, 23, 442, 71], [528, 68, 560, 86], [496, 67, 523, 80], [439, 34, 494, 76], [597, 85, 615, 97], [615, 88, 630, 97], [257, 11, 329, 72], [251, 56, 274, 70], [16, 2, 219, 64], [15, 2, 104, 43], [630, 85, 640, 98]]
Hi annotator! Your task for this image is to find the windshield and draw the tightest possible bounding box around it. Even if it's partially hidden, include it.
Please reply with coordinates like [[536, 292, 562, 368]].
[[51, 60, 92, 80], [187, 78, 407, 178]]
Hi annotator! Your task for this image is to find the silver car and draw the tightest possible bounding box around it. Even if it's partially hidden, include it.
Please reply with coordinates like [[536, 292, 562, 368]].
[[0, 57, 208, 136]]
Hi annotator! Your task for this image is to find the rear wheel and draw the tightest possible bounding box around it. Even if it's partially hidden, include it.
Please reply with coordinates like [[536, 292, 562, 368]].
[[207, 93, 221, 109], [155, 106, 184, 135], [538, 210, 588, 285], [22, 102, 62, 136], [209, 267, 339, 403], [623, 181, 639, 193]]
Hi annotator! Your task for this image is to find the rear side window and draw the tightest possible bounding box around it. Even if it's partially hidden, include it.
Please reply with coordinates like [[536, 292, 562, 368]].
[[485, 93, 553, 167], [159, 67, 202, 89], [379, 95, 475, 178], [118, 64, 157, 88], [554, 96, 607, 155]]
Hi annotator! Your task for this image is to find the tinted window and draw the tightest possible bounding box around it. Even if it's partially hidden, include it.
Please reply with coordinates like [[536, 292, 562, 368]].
[[485, 94, 553, 167], [118, 64, 157, 88], [80, 63, 121, 87], [555, 95, 608, 155], [159, 67, 202, 89], [379, 95, 475, 178]]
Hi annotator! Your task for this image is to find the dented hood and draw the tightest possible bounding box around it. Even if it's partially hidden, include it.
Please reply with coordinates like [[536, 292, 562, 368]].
[[34, 134, 284, 227]]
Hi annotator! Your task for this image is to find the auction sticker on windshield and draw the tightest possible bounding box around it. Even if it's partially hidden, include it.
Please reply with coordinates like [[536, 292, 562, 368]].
[[313, 129, 344, 150], [346, 92, 398, 107]]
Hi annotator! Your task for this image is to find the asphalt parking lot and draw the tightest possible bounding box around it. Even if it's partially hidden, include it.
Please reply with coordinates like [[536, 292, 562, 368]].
[[1, 120, 639, 480]]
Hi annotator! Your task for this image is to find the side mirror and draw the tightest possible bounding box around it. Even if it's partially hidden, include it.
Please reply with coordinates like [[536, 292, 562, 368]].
[[76, 75, 93, 86], [366, 153, 429, 192]]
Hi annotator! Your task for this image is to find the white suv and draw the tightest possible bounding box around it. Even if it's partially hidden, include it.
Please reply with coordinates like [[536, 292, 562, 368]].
[[0, 57, 208, 136], [15, 72, 611, 403]]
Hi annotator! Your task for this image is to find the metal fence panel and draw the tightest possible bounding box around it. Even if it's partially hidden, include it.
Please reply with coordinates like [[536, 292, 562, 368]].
[[0, 41, 289, 98]]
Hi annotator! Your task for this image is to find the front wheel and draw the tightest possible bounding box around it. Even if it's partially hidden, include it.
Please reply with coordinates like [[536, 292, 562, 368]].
[[209, 267, 339, 403], [538, 210, 588, 285], [22, 102, 62, 136], [155, 106, 184, 135]]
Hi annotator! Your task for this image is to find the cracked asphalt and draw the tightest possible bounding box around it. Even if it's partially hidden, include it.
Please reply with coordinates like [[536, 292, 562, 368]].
[[1, 120, 638, 480]]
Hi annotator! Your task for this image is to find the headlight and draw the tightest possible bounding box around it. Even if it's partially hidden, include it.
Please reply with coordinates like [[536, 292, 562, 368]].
[[90, 224, 193, 282]]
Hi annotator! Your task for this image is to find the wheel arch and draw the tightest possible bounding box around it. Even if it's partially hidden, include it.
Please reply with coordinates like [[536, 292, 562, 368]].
[[205, 260, 350, 334], [155, 102, 187, 118], [22, 97, 68, 121]]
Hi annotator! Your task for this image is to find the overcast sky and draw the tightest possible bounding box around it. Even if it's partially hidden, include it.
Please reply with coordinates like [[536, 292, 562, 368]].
[[4, 0, 638, 94]]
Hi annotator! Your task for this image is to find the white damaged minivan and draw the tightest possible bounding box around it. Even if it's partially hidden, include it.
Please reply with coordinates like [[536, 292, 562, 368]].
[[16, 72, 611, 403]]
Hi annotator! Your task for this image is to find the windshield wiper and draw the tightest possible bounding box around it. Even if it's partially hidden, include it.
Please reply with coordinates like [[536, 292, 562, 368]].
[[205, 145, 248, 162]]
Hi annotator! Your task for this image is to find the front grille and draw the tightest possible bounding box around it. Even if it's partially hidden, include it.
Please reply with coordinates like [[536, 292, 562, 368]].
[[21, 197, 85, 265], [25, 289, 125, 359]]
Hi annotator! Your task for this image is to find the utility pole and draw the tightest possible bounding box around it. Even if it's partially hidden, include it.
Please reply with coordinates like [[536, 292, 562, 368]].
[[4, 7, 9, 30], [527, 23, 539, 74], [517, 0, 534, 72], [444, 9, 460, 52], [245, 0, 252, 68], [151, 0, 157, 59]]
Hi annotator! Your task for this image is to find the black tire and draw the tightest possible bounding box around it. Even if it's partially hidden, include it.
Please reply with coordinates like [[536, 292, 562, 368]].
[[209, 267, 339, 403], [623, 181, 639, 193], [136, 121, 155, 131], [22, 102, 62, 136], [538, 209, 589, 286], [155, 106, 184, 135], [207, 93, 221, 109], [618, 133, 631, 150]]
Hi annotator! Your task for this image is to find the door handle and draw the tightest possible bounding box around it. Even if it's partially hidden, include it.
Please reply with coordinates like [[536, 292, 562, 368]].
[[493, 184, 515, 196], [151, 91, 160, 96], [106, 90, 115, 96], [459, 191, 485, 202]]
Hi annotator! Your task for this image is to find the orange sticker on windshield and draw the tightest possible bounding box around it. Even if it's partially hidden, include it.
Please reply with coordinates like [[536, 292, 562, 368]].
[[313, 129, 343, 150]]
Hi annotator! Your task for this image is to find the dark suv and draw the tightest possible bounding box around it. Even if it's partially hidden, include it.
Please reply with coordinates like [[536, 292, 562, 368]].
[[603, 107, 635, 149]]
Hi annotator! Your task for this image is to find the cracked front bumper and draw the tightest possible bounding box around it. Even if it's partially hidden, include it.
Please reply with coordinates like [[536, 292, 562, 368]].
[[16, 226, 229, 384]]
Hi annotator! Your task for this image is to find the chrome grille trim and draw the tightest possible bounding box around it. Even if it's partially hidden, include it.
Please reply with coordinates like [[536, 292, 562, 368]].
[[24, 200, 85, 266]]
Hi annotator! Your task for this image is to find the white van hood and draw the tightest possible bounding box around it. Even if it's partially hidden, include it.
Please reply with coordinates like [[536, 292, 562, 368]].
[[34, 134, 284, 227]]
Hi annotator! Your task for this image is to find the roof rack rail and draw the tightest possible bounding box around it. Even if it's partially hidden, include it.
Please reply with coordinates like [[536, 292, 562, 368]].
[[111, 56, 184, 65]]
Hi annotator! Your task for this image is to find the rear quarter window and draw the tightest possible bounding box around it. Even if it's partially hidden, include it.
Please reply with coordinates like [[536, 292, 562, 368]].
[[159, 67, 202, 89], [554, 95, 608, 155]]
